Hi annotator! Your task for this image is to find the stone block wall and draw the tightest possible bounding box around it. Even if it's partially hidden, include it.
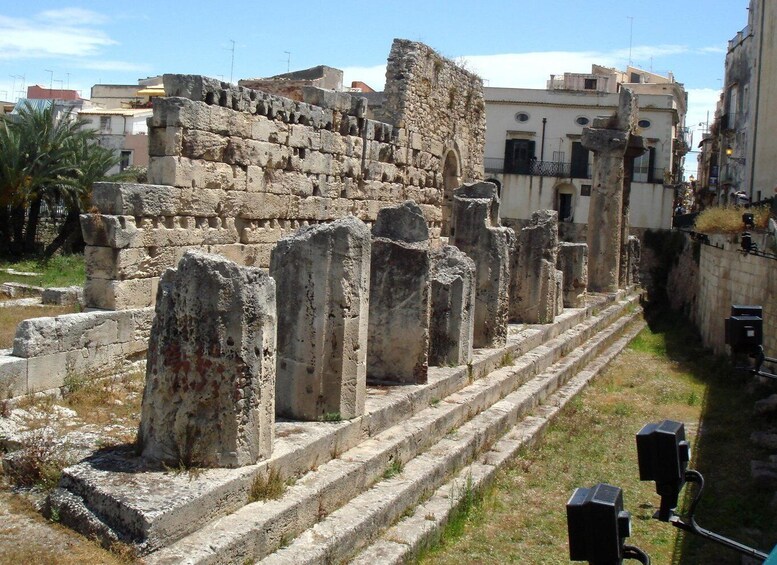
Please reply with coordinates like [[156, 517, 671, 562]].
[[0, 308, 153, 397], [81, 39, 485, 310], [691, 234, 777, 356]]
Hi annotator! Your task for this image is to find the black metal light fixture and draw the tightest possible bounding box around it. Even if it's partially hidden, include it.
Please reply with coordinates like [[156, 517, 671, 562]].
[[636, 420, 769, 561], [636, 420, 691, 521], [567, 483, 650, 564]]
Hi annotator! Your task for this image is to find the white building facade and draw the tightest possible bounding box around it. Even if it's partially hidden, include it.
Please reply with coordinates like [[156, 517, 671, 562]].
[[484, 67, 688, 237]]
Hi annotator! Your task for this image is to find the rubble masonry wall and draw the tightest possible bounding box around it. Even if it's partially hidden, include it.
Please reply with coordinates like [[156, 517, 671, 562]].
[[82, 39, 485, 310]]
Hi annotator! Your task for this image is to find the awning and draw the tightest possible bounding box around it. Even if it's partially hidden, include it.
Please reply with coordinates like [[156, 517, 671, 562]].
[[136, 87, 165, 96]]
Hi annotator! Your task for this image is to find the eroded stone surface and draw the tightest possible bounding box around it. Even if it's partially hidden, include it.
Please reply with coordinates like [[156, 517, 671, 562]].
[[511, 210, 560, 324], [557, 242, 589, 308], [138, 250, 276, 468], [583, 88, 637, 293], [368, 202, 431, 383], [270, 216, 370, 420], [429, 245, 475, 366], [452, 182, 514, 348]]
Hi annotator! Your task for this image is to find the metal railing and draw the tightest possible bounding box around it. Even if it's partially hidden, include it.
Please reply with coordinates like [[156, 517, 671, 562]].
[[484, 158, 591, 179]]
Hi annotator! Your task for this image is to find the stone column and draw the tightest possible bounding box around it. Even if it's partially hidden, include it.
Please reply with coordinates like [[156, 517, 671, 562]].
[[582, 88, 637, 293], [138, 250, 276, 468], [620, 135, 647, 288], [270, 216, 371, 421], [452, 182, 515, 348], [429, 245, 476, 367], [510, 210, 560, 324], [627, 235, 641, 286], [557, 242, 589, 308], [368, 201, 431, 384]]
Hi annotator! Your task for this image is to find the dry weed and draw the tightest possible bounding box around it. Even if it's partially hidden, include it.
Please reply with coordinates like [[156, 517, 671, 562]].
[[694, 205, 771, 234]]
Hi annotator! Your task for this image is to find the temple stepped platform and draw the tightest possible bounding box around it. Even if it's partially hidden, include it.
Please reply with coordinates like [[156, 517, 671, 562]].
[[49, 290, 644, 564]]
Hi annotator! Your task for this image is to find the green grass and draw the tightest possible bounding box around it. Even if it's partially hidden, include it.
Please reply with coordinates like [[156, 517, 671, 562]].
[[419, 312, 777, 564], [0, 254, 85, 288]]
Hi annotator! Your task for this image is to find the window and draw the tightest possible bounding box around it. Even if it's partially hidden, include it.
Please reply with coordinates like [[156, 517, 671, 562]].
[[638, 119, 651, 129], [99, 116, 111, 132], [515, 112, 530, 123], [119, 150, 132, 172], [575, 116, 590, 126], [503, 139, 535, 174], [570, 142, 590, 179], [630, 72, 641, 83], [632, 147, 656, 183], [583, 78, 597, 90], [580, 184, 591, 196]]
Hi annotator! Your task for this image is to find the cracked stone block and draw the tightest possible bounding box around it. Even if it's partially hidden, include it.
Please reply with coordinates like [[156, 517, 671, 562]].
[[511, 210, 559, 324], [429, 245, 475, 366], [270, 216, 370, 420], [557, 242, 589, 308], [368, 201, 431, 384], [452, 182, 514, 348], [138, 250, 276, 468]]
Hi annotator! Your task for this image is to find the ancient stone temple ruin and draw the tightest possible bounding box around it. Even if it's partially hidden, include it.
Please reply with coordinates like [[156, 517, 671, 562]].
[[0, 36, 651, 565], [80, 39, 486, 311]]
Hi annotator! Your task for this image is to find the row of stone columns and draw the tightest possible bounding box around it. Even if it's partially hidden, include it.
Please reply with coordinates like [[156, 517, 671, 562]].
[[137, 183, 598, 468]]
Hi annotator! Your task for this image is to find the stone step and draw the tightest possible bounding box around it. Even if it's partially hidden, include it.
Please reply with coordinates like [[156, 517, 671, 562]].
[[349, 318, 647, 565], [51, 292, 627, 553], [140, 295, 640, 564], [257, 310, 643, 565]]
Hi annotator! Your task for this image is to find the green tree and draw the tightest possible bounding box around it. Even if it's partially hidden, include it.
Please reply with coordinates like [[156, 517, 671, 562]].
[[0, 102, 118, 257]]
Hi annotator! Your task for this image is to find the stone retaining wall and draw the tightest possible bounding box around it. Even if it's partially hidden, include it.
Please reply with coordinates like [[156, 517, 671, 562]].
[[81, 39, 485, 310], [0, 308, 153, 397], [691, 233, 777, 356]]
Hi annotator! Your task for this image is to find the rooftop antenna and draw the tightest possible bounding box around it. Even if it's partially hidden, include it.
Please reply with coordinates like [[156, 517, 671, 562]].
[[627, 16, 634, 67], [229, 39, 235, 84], [45, 69, 53, 97], [284, 51, 291, 73], [66, 72, 70, 90]]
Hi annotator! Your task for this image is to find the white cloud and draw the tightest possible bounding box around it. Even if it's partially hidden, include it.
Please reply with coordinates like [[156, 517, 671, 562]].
[[0, 12, 115, 61], [38, 8, 109, 26]]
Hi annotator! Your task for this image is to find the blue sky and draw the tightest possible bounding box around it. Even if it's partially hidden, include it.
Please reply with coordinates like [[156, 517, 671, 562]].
[[0, 1, 753, 175]]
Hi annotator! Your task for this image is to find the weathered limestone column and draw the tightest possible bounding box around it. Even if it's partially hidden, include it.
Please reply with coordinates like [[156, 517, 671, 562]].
[[368, 201, 431, 384], [627, 235, 641, 286], [270, 216, 370, 420], [583, 88, 637, 292], [557, 242, 589, 308], [510, 210, 560, 324], [429, 245, 476, 366], [452, 182, 515, 348], [138, 250, 276, 468], [620, 135, 647, 287]]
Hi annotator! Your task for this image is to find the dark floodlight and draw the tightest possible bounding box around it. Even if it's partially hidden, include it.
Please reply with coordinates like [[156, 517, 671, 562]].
[[636, 420, 691, 521], [567, 483, 632, 564], [725, 305, 763, 356], [742, 212, 755, 229]]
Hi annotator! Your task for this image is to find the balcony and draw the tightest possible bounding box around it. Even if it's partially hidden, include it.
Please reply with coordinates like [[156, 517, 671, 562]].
[[484, 158, 591, 179]]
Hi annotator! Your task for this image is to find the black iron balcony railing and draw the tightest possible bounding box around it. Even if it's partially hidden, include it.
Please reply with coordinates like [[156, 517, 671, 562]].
[[484, 158, 591, 179]]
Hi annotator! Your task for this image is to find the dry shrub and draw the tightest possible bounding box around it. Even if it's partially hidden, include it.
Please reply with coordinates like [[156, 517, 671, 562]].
[[3, 428, 71, 490], [694, 205, 771, 234]]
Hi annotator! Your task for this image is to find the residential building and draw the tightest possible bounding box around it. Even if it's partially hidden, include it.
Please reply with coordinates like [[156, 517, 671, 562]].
[[78, 107, 153, 174], [484, 65, 688, 238], [718, 0, 777, 203]]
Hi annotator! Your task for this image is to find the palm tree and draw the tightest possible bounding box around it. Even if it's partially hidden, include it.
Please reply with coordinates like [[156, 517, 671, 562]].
[[0, 101, 118, 257]]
